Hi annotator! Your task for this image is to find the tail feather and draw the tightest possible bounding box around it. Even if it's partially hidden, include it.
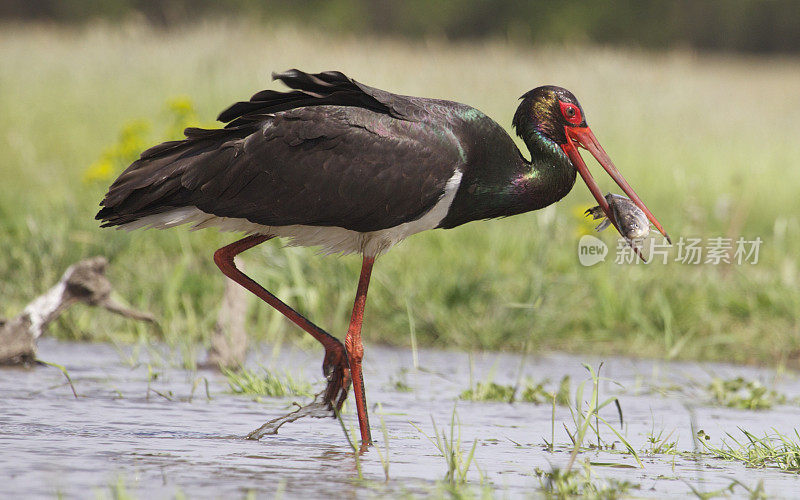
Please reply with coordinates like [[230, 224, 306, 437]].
[[217, 69, 409, 127], [96, 127, 250, 227], [97, 69, 415, 229]]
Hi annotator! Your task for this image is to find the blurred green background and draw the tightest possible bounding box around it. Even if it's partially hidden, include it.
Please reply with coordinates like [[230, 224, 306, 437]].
[[1, 2, 798, 367], [4, 0, 800, 53]]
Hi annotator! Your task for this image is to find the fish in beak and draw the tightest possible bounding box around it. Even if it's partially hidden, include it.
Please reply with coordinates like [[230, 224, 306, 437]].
[[561, 125, 671, 249], [586, 193, 650, 240]]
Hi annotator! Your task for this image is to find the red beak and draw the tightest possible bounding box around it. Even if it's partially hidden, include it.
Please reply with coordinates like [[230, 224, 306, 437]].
[[561, 126, 671, 246]]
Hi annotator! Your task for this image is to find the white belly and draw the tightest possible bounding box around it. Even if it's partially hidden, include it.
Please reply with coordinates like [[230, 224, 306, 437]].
[[118, 170, 463, 257]]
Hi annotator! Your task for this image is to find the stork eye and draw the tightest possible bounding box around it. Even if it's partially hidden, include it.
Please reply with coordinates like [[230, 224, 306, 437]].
[[559, 101, 582, 125]]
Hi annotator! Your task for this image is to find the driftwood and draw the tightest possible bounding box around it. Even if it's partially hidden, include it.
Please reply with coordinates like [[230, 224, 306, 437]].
[[203, 256, 249, 369], [247, 394, 332, 440], [0, 256, 156, 364]]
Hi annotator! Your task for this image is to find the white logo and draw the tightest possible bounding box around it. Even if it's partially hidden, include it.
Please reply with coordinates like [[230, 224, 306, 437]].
[[578, 235, 608, 266]]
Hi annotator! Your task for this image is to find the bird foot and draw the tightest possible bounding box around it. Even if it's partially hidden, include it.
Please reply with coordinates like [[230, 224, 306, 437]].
[[323, 348, 351, 412]]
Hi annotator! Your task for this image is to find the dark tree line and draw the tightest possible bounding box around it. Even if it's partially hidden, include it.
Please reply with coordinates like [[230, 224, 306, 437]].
[[2, 0, 799, 54]]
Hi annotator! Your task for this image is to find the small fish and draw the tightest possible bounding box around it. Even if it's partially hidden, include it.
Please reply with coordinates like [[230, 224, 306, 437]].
[[585, 193, 650, 240]]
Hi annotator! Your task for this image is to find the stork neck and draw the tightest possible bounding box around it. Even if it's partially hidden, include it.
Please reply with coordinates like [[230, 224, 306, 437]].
[[513, 124, 577, 210], [437, 115, 577, 229]]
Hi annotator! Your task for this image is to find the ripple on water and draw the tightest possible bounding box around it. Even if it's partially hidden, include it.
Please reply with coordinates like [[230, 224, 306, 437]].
[[2, 339, 800, 498]]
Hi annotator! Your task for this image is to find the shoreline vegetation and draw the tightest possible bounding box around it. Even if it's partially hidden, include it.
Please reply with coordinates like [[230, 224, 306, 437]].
[[1, 21, 798, 368]]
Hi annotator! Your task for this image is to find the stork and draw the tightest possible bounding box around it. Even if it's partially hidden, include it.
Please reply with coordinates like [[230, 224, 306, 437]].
[[97, 70, 668, 445]]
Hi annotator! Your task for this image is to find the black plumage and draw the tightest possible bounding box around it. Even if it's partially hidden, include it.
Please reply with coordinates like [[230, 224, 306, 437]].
[[97, 70, 475, 233], [96, 70, 668, 445]]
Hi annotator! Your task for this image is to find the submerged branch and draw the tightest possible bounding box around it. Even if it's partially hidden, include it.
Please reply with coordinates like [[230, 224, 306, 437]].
[[247, 392, 332, 440], [0, 256, 156, 364]]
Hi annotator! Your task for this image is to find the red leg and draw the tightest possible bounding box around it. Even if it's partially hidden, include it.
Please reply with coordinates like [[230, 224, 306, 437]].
[[345, 256, 375, 446], [214, 234, 350, 411]]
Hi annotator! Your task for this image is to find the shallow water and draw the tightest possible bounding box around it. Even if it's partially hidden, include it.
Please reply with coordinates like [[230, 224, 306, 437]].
[[2, 339, 800, 498]]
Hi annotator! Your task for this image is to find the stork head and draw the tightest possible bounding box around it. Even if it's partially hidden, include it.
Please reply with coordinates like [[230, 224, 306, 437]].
[[514, 86, 670, 244]]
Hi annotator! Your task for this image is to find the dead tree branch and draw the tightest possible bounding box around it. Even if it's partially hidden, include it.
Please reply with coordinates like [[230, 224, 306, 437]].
[[0, 256, 156, 364]]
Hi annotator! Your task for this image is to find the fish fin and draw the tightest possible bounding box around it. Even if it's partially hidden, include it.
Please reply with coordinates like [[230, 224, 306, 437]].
[[595, 219, 611, 232], [585, 206, 605, 220]]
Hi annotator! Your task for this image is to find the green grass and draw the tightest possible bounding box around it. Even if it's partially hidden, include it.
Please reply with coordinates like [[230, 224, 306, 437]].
[[697, 428, 800, 473], [223, 366, 312, 399], [534, 464, 639, 499], [458, 375, 571, 404], [412, 408, 480, 487], [459, 381, 516, 402], [706, 376, 787, 410], [96, 475, 136, 500], [563, 364, 642, 470], [387, 368, 414, 393], [642, 427, 679, 455], [1, 22, 799, 365]]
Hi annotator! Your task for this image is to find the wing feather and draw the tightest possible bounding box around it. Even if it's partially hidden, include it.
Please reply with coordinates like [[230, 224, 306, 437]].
[[97, 105, 465, 233]]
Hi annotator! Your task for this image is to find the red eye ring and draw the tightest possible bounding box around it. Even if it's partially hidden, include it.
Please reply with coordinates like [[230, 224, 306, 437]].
[[559, 101, 582, 125]]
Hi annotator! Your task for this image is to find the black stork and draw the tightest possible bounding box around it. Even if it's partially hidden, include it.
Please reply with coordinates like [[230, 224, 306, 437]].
[[96, 69, 669, 445]]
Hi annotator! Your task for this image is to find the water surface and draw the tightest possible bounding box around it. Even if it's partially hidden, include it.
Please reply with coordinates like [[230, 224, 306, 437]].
[[2, 339, 799, 498]]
